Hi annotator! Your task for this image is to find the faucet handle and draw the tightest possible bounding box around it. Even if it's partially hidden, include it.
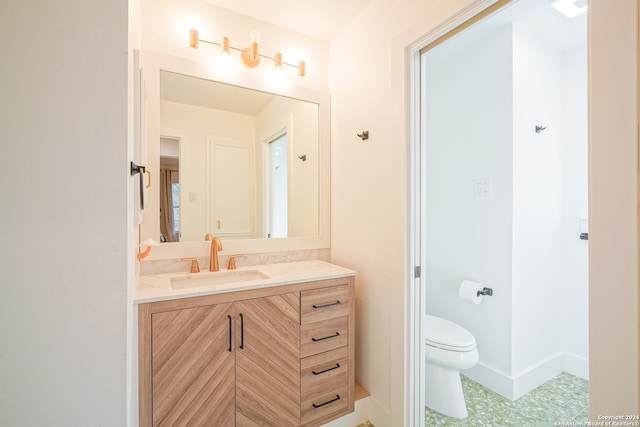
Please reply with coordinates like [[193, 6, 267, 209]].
[[180, 258, 201, 273], [227, 254, 245, 270]]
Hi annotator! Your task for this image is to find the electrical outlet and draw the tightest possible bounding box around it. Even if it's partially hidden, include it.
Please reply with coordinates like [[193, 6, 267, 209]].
[[473, 177, 492, 196]]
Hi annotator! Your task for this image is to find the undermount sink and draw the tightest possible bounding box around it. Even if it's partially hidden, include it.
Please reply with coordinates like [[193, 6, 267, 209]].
[[171, 269, 270, 290]]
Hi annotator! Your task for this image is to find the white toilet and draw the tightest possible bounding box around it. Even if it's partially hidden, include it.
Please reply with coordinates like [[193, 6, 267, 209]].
[[425, 314, 479, 419]]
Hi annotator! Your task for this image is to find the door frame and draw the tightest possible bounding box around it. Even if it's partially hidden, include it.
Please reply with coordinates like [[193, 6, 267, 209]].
[[406, 1, 515, 424]]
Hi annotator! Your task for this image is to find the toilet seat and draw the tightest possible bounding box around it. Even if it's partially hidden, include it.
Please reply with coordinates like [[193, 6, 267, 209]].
[[425, 315, 476, 352]]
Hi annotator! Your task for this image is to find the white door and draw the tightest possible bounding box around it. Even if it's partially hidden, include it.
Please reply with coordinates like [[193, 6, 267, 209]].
[[208, 137, 254, 238]]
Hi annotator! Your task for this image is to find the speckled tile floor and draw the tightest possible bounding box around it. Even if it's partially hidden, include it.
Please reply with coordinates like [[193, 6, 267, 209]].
[[425, 372, 589, 426]]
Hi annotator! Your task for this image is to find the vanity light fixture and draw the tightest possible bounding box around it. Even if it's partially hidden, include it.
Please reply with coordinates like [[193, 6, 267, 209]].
[[189, 28, 306, 77]]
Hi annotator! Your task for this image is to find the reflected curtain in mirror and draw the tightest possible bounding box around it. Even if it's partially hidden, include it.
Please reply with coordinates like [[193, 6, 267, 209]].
[[160, 168, 179, 242]]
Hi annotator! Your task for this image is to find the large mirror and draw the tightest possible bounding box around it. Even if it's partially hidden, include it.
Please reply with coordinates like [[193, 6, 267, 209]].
[[158, 70, 319, 242], [139, 51, 330, 258]]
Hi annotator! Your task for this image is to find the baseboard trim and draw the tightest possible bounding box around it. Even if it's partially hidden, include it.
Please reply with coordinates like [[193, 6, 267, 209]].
[[563, 353, 589, 380], [463, 352, 589, 400], [512, 354, 564, 400], [463, 362, 514, 399]]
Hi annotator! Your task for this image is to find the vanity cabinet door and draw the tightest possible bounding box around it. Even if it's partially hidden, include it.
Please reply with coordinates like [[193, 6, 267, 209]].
[[151, 303, 235, 427], [235, 292, 301, 427]]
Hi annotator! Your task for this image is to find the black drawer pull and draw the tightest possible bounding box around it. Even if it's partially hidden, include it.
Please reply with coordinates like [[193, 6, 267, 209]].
[[227, 315, 232, 352], [312, 300, 341, 309], [312, 395, 341, 409], [239, 313, 244, 350], [311, 332, 340, 342], [312, 363, 340, 375]]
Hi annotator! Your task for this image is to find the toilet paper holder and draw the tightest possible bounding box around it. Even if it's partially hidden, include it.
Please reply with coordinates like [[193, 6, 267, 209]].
[[477, 287, 493, 297]]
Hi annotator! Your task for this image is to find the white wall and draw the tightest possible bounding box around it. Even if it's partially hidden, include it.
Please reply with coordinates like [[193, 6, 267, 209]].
[[559, 43, 589, 374], [511, 23, 566, 385], [510, 19, 589, 392], [0, 0, 130, 425], [424, 23, 515, 385]]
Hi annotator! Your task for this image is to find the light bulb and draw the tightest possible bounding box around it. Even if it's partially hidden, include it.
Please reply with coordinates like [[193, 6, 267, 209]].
[[292, 49, 308, 62], [187, 16, 200, 31], [216, 52, 232, 75], [250, 29, 261, 43]]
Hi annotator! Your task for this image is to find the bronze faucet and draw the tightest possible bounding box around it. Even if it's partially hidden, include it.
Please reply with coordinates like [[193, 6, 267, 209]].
[[205, 233, 223, 271]]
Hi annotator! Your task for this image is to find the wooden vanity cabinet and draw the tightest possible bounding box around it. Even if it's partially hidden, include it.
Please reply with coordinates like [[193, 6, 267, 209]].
[[235, 293, 301, 426], [138, 276, 355, 427], [150, 302, 236, 426], [299, 283, 353, 426]]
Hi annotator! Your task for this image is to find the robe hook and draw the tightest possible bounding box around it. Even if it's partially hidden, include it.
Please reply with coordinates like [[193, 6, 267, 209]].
[[357, 131, 369, 141]]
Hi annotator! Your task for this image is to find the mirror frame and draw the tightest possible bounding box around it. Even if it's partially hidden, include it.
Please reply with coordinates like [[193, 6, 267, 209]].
[[138, 50, 330, 260]]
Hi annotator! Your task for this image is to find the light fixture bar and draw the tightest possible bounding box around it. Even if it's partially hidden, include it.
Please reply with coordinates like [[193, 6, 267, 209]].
[[189, 29, 306, 77]]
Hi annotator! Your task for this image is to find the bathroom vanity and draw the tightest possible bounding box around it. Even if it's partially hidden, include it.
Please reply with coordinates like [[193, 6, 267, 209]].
[[136, 260, 356, 427]]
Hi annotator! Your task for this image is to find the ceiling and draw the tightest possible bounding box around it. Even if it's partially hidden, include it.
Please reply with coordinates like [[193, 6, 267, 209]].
[[199, 0, 374, 41]]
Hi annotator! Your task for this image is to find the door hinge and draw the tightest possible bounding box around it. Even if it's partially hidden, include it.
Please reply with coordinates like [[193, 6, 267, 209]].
[[414, 266, 421, 278]]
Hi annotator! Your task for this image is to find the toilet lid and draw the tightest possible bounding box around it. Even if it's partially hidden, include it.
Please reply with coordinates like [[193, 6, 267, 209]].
[[425, 315, 476, 352]]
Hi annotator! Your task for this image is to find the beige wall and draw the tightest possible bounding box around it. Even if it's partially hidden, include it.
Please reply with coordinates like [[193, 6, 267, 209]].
[[588, 0, 639, 417]]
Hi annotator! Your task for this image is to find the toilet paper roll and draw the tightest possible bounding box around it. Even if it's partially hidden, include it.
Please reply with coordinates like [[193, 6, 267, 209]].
[[459, 280, 485, 304]]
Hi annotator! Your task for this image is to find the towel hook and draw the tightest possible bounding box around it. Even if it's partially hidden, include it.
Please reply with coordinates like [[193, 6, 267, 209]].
[[535, 125, 547, 134], [357, 131, 369, 141]]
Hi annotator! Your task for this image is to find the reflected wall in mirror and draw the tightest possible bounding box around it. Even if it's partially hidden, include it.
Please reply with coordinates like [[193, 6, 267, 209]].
[[158, 71, 319, 242]]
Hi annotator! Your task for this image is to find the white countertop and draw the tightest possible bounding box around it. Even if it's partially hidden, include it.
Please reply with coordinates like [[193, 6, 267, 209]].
[[135, 260, 356, 304]]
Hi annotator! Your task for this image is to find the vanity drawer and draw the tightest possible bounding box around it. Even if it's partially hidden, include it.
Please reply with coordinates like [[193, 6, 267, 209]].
[[301, 316, 348, 357], [301, 384, 349, 426], [301, 285, 351, 325], [301, 347, 349, 399]]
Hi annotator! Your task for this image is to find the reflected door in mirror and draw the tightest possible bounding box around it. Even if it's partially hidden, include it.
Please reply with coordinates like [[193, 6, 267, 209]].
[[207, 137, 254, 238]]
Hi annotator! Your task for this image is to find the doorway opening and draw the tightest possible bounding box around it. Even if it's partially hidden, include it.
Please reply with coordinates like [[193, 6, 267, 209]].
[[265, 129, 289, 238], [414, 0, 588, 424], [160, 136, 180, 242]]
